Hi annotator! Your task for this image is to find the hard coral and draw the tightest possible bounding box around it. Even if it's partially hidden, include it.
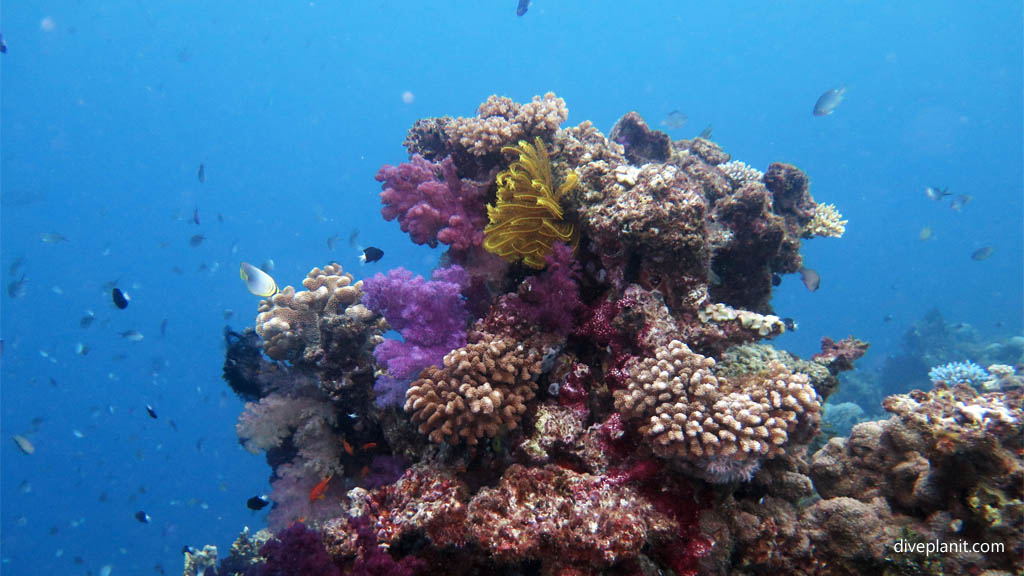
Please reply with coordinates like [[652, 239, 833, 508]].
[[615, 340, 821, 483], [404, 332, 544, 445], [483, 137, 578, 269], [255, 264, 378, 366], [446, 93, 568, 157]]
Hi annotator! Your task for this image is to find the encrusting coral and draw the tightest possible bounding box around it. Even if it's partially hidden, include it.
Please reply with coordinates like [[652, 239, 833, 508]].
[[404, 332, 545, 445], [483, 136, 578, 269]]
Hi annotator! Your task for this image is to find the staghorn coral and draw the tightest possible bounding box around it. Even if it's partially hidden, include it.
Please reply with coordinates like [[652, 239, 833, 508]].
[[928, 360, 990, 388], [483, 137, 578, 269], [445, 92, 568, 156], [614, 340, 821, 483], [404, 332, 545, 445], [804, 202, 847, 238]]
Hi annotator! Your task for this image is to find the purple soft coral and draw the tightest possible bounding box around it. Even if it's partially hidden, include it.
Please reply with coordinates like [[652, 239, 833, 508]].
[[377, 155, 487, 251], [253, 522, 340, 576], [363, 266, 469, 406], [510, 242, 582, 335]]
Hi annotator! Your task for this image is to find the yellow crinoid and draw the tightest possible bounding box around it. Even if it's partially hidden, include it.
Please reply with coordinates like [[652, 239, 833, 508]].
[[483, 137, 578, 269]]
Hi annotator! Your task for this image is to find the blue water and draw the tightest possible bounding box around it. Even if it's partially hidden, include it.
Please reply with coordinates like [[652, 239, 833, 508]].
[[1, 1, 1020, 573]]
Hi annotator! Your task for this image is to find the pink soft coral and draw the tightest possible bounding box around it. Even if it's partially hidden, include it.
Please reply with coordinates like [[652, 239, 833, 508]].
[[377, 155, 487, 251]]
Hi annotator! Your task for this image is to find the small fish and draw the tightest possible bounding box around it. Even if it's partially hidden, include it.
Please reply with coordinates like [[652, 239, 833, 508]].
[[771, 272, 782, 287], [918, 226, 933, 241], [342, 438, 355, 456], [812, 87, 846, 116], [781, 318, 798, 332], [660, 110, 688, 130], [100, 565, 113, 576], [9, 256, 26, 275], [360, 442, 378, 451], [698, 124, 713, 139], [145, 405, 158, 419], [240, 262, 278, 297], [950, 194, 972, 212], [360, 246, 384, 264], [40, 232, 69, 244], [75, 342, 89, 356], [260, 259, 275, 273], [247, 495, 270, 511], [168, 419, 177, 431], [217, 212, 224, 223], [7, 274, 27, 298], [12, 435, 35, 455], [134, 510, 151, 524], [223, 309, 235, 320], [516, 0, 530, 16], [348, 229, 360, 248], [882, 314, 893, 323], [197, 163, 206, 183], [971, 246, 994, 261], [192, 205, 200, 225], [120, 330, 144, 341], [799, 267, 821, 292], [326, 234, 339, 250], [189, 234, 205, 247], [160, 318, 168, 337], [925, 186, 951, 201], [0, 33, 6, 54], [309, 475, 332, 502], [112, 288, 130, 309]]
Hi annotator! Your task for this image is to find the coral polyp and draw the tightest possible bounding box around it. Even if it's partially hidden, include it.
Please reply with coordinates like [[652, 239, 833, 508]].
[[483, 137, 578, 269]]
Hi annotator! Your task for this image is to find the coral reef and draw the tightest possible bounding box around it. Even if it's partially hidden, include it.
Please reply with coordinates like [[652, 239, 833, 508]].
[[928, 360, 990, 388], [201, 95, 1024, 576]]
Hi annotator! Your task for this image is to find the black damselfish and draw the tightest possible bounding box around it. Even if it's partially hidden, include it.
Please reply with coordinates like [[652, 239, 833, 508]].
[[112, 288, 129, 309], [247, 495, 270, 511], [361, 246, 384, 264]]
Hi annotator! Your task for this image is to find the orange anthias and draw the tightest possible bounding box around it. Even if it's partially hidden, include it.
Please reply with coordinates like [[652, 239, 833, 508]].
[[309, 475, 332, 503]]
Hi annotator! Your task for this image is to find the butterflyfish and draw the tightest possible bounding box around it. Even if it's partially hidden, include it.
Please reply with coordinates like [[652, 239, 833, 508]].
[[240, 262, 278, 297]]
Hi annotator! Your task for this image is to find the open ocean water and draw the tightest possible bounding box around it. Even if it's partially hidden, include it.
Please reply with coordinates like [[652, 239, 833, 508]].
[[1, 2, 1021, 574]]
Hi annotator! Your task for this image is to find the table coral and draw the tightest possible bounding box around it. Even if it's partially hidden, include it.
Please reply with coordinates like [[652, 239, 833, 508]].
[[404, 332, 545, 445], [615, 340, 821, 483]]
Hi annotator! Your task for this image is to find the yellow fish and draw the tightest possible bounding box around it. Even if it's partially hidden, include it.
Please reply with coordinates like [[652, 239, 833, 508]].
[[919, 226, 933, 241], [240, 262, 278, 297]]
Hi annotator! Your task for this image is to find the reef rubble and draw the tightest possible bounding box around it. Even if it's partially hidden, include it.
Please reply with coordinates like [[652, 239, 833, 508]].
[[203, 93, 1021, 576]]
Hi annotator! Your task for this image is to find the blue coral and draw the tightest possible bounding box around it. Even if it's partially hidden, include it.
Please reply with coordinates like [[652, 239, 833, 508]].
[[928, 361, 989, 388]]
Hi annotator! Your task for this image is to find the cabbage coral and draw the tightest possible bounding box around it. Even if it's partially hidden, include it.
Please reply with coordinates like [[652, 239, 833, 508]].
[[483, 137, 577, 269]]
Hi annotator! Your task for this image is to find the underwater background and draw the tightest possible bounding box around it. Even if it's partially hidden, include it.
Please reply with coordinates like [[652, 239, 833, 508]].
[[1, 1, 1021, 574]]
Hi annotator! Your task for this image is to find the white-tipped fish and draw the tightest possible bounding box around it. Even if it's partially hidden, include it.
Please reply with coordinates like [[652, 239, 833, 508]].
[[240, 262, 278, 297]]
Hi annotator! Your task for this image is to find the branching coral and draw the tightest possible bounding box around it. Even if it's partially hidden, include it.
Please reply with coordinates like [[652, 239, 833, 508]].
[[254, 264, 379, 366], [614, 340, 821, 483], [483, 137, 578, 269], [404, 332, 544, 445], [803, 202, 847, 238], [446, 93, 568, 156]]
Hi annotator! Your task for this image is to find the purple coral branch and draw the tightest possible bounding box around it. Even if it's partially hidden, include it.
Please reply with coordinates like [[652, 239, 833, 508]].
[[362, 266, 469, 406]]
